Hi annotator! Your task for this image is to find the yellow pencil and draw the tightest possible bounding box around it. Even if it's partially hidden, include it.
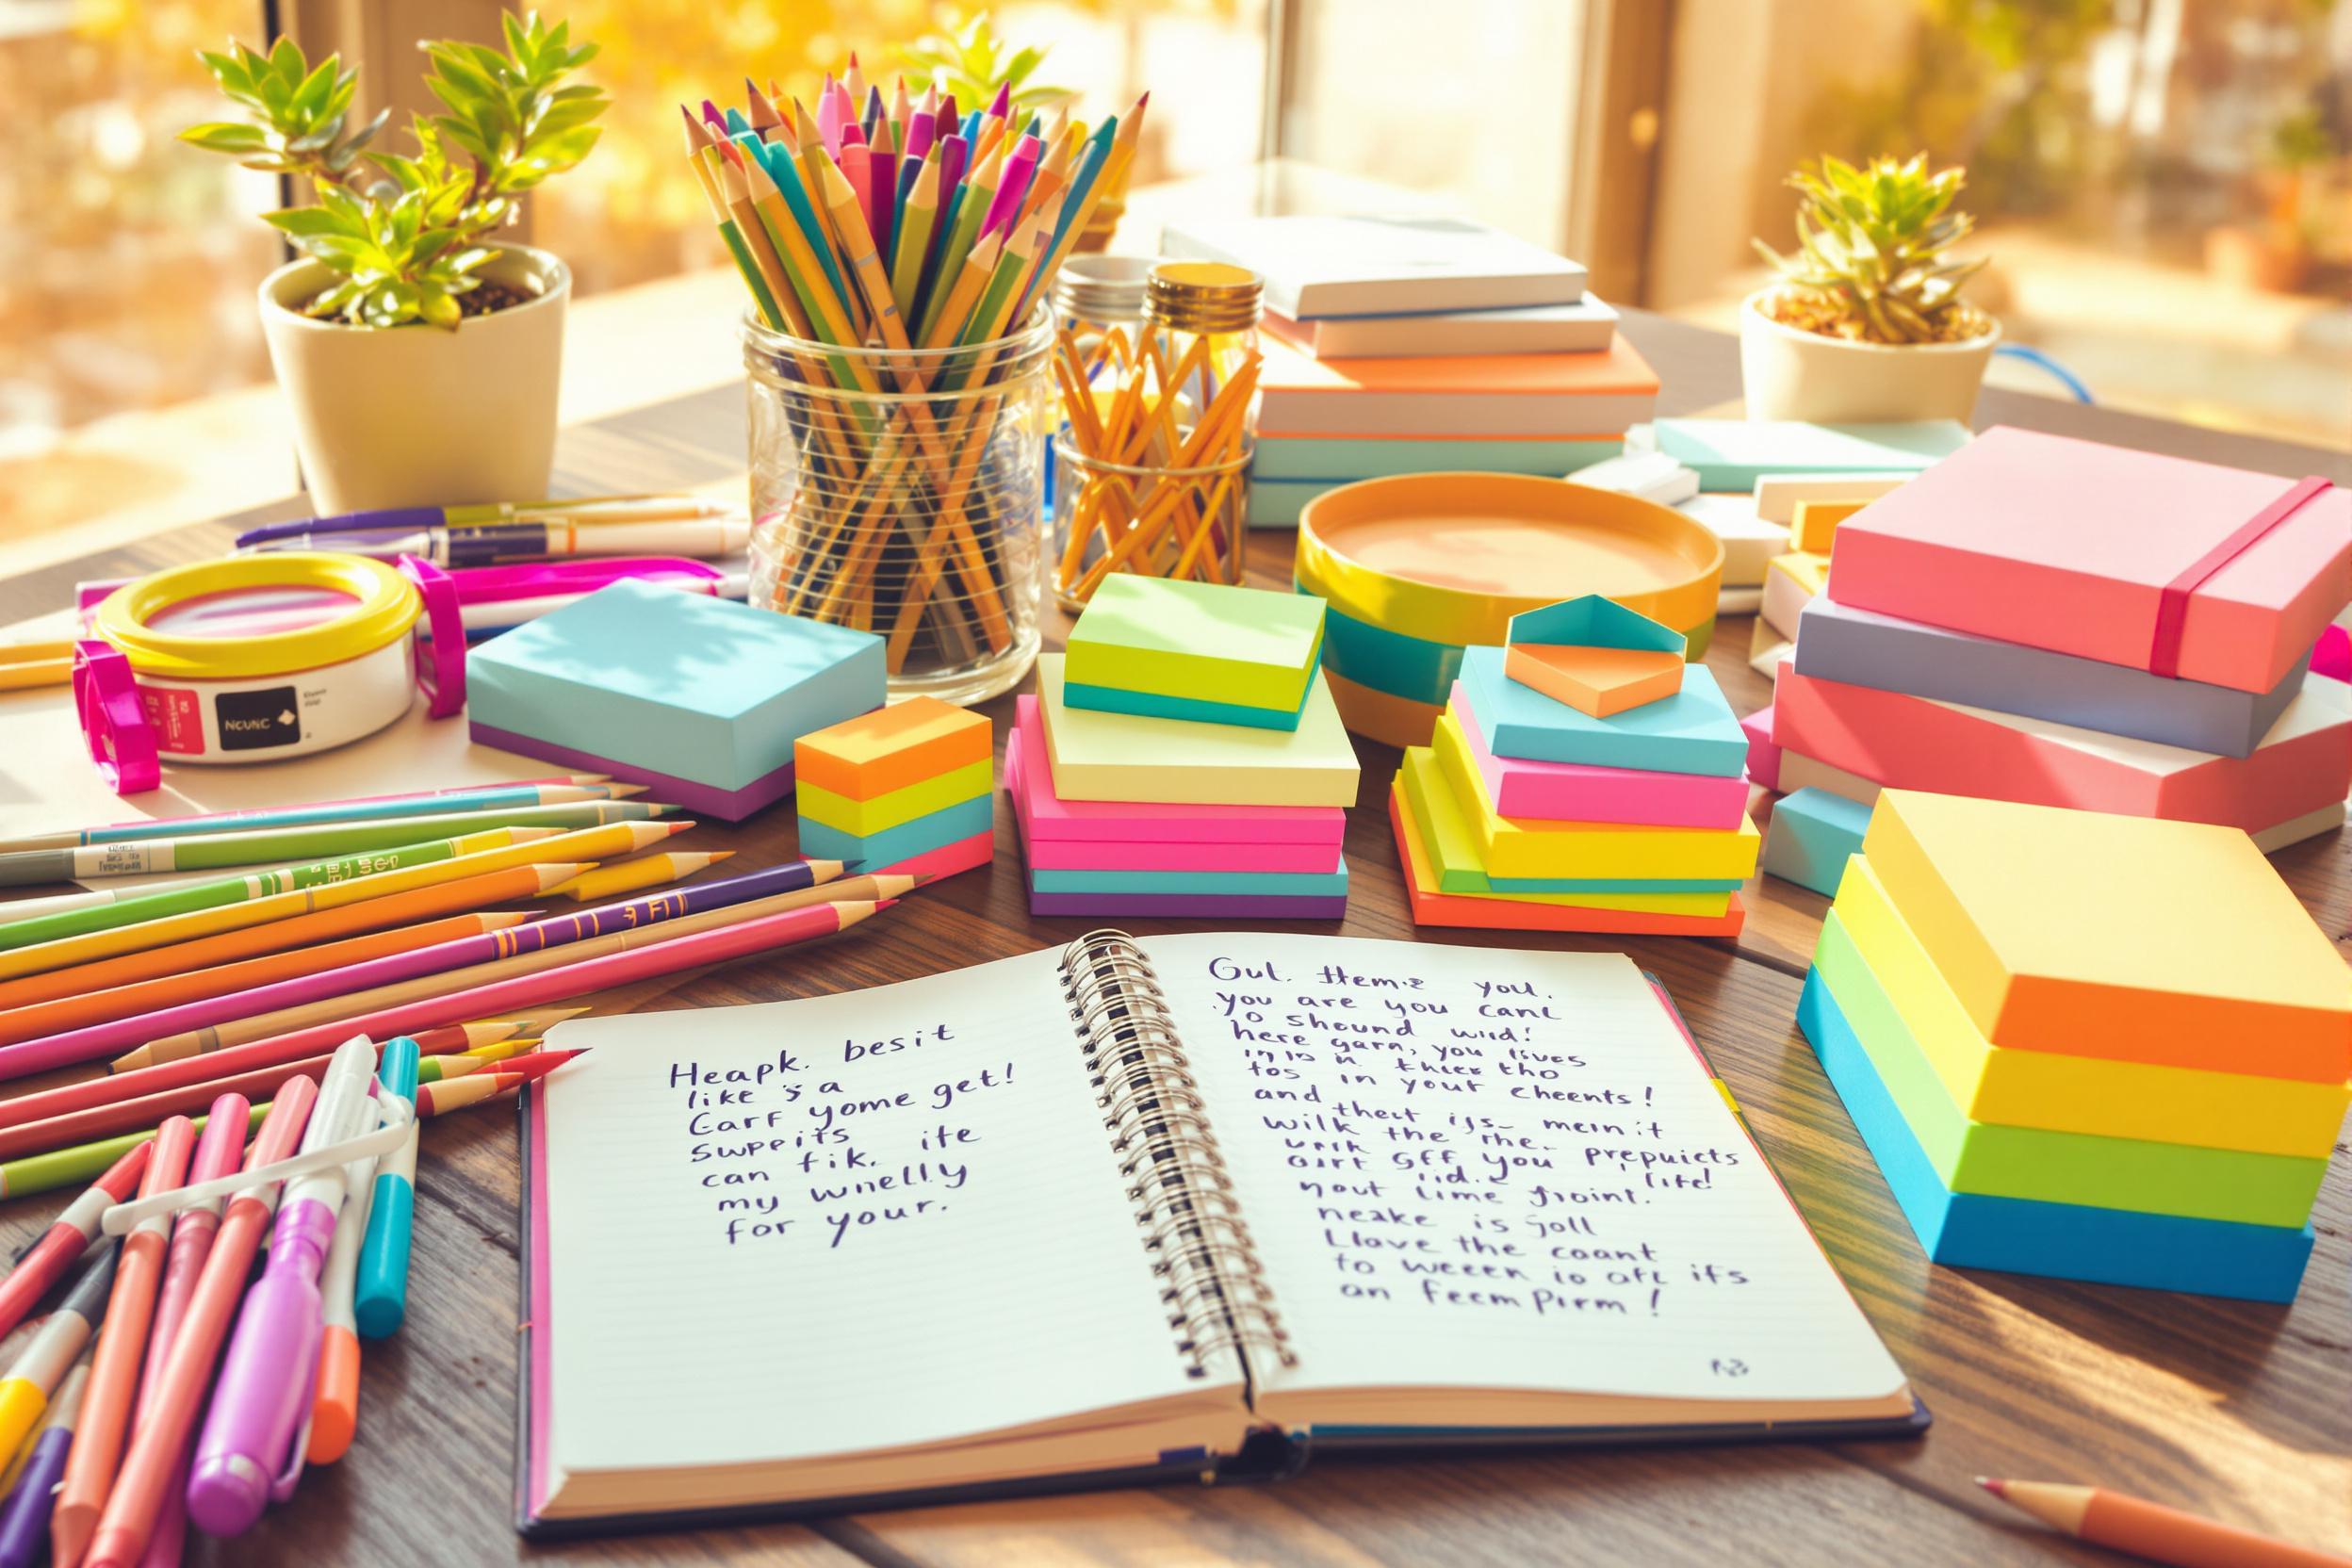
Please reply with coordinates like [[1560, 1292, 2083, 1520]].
[[547, 850, 734, 904]]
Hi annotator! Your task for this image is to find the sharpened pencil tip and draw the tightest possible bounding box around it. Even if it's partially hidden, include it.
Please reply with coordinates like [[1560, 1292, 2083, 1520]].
[[1976, 1478, 2002, 1496], [910, 872, 936, 886]]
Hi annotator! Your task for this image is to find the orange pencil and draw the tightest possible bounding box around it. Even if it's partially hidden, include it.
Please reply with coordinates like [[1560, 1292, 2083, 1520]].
[[49, 1117, 195, 1568], [0, 910, 531, 1048], [0, 862, 582, 1017], [1980, 1478, 2352, 1568], [83, 1077, 318, 1568]]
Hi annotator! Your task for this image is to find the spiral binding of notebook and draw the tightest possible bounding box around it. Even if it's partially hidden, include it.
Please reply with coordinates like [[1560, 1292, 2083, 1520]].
[[1059, 929, 1294, 1387]]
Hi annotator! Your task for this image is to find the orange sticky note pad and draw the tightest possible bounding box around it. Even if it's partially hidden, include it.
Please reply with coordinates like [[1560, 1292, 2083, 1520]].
[[1790, 498, 1867, 553], [793, 697, 991, 801], [1502, 594, 1688, 718], [1506, 644, 1686, 717]]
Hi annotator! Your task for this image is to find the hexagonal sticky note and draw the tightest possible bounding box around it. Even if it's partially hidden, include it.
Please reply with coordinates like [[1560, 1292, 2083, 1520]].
[[1504, 595, 1688, 717]]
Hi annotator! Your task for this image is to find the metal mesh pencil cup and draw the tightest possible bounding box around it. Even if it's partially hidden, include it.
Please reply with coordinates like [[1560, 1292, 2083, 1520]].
[[743, 304, 1055, 705]]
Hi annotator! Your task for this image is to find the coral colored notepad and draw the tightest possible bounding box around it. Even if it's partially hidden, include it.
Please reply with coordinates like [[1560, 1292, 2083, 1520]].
[[1825, 426, 2351, 694], [1255, 337, 1660, 438], [516, 934, 1919, 1535]]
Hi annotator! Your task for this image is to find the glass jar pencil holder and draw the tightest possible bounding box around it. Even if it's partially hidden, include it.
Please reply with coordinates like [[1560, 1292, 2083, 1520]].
[[743, 304, 1056, 706], [1051, 433, 1255, 613]]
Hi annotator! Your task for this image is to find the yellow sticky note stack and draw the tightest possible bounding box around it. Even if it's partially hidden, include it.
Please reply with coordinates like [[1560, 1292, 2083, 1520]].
[[1796, 789, 2349, 1302]]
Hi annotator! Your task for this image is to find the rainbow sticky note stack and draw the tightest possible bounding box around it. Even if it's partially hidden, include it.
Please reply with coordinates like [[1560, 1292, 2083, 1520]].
[[1388, 639, 1756, 936], [1062, 576, 1326, 730], [793, 698, 994, 879], [1013, 651, 1357, 919], [1766, 428, 2352, 845], [1797, 790, 2350, 1302]]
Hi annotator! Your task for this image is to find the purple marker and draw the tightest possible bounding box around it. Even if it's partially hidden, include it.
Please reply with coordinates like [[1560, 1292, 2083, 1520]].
[[186, 1038, 378, 1536]]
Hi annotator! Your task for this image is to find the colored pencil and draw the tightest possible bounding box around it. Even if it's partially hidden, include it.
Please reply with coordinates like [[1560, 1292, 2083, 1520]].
[[0, 1145, 150, 1343], [0, 1104, 268, 1204], [0, 780, 637, 856], [0, 863, 580, 1019], [0, 861, 317, 924], [83, 1079, 316, 1568], [49, 1119, 192, 1568], [416, 1038, 542, 1082], [1978, 1478, 2352, 1568], [547, 850, 734, 903], [0, 910, 529, 1050], [0, 825, 552, 950], [103, 859, 843, 1072], [0, 820, 682, 984], [109, 874, 885, 1071], [0, 801, 658, 888], [0, 1022, 523, 1161], [9, 898, 889, 1165]]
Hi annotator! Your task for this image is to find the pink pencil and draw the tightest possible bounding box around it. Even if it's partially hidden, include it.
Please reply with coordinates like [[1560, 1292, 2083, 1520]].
[[983, 135, 1040, 235], [67, 899, 891, 1103], [24, 875, 757, 1077]]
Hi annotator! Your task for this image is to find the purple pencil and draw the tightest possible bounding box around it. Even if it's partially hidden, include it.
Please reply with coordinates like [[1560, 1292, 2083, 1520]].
[[10, 859, 844, 1078]]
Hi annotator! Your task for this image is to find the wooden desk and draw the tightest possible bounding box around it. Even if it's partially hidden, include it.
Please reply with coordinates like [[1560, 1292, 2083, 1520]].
[[3, 312, 2344, 1568]]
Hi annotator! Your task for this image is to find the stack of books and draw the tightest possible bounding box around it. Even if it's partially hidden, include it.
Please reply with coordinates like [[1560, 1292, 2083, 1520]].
[[793, 697, 995, 881], [1009, 580, 1358, 918], [1798, 790, 2347, 1301], [1387, 598, 1759, 935], [1765, 428, 2352, 847], [1158, 215, 1649, 527]]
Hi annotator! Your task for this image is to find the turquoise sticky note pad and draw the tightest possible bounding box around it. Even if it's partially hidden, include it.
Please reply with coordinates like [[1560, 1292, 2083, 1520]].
[[1458, 645, 1745, 776], [1797, 970, 2313, 1303], [466, 580, 884, 792], [799, 793, 993, 868], [1652, 419, 1970, 490], [1761, 786, 1873, 896]]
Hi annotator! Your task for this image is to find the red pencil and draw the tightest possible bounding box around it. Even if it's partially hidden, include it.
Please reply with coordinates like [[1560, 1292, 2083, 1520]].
[[0, 1142, 151, 1340], [0, 902, 885, 1163], [0, 1022, 511, 1162]]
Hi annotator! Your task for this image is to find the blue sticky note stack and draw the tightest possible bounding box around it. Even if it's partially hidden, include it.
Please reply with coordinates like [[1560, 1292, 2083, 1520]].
[[1651, 418, 1971, 491], [1760, 786, 1872, 896], [466, 580, 884, 821], [1455, 645, 1747, 775]]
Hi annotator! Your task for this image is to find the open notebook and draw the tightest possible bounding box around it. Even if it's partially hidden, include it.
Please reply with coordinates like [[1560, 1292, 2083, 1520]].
[[517, 932, 1921, 1535]]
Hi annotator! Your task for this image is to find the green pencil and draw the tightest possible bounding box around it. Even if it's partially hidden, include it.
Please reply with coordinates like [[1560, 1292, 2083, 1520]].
[[0, 824, 553, 952], [0, 800, 668, 889], [0, 1102, 269, 1201], [890, 157, 940, 325]]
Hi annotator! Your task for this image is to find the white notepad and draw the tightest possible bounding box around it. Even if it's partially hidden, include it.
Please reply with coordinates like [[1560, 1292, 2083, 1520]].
[[519, 933, 1917, 1533]]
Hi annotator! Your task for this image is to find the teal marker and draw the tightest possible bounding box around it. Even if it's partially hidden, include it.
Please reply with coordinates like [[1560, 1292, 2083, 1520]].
[[353, 1037, 421, 1339]]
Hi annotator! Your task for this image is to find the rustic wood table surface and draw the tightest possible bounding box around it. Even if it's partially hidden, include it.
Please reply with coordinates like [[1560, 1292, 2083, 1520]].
[[3, 311, 2345, 1568]]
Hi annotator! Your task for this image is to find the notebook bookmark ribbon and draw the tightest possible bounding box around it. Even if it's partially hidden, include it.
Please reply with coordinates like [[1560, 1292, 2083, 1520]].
[[2148, 475, 2332, 679]]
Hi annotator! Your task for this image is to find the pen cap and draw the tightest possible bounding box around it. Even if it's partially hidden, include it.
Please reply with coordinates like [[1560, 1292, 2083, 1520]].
[[187, 1252, 328, 1537], [351, 1180, 413, 1341]]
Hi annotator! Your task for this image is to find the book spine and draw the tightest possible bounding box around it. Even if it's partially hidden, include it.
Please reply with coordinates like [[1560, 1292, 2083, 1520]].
[[1058, 930, 1292, 1386]]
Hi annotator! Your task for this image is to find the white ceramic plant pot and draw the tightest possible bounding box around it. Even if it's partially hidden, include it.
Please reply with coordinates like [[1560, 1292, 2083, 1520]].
[[1739, 288, 1999, 424], [258, 243, 569, 514]]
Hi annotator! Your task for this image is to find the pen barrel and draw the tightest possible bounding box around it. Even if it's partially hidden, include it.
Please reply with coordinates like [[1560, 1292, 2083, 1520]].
[[186, 1240, 328, 1537], [0, 1427, 72, 1568]]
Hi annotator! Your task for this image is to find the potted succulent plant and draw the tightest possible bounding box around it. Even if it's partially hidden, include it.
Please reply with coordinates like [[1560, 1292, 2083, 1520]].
[[1742, 155, 1998, 423], [181, 15, 606, 512]]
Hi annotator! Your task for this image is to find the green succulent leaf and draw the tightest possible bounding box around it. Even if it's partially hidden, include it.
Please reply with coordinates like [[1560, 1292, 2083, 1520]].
[[1755, 153, 1987, 344]]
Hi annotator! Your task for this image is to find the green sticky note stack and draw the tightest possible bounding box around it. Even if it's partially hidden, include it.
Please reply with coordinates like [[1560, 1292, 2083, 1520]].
[[1062, 577, 1329, 731]]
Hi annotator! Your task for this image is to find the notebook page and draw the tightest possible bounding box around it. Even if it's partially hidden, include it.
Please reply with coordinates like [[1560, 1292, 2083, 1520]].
[[1143, 933, 1907, 1407], [537, 947, 1215, 1477]]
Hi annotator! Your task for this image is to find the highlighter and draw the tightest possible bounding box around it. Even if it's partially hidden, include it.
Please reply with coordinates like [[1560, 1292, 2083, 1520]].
[[353, 1037, 422, 1339]]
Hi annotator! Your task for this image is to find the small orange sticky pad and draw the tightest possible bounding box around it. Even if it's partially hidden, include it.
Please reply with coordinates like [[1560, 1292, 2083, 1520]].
[[1505, 644, 1686, 717], [793, 696, 991, 801], [1791, 499, 1868, 553]]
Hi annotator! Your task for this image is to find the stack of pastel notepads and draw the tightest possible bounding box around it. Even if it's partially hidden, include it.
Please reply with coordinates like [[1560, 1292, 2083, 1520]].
[[794, 697, 994, 879], [1798, 790, 2349, 1301], [1762, 427, 2352, 848], [1009, 578, 1358, 918], [1158, 214, 1650, 527], [1387, 596, 1758, 935], [1581, 420, 1968, 617]]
